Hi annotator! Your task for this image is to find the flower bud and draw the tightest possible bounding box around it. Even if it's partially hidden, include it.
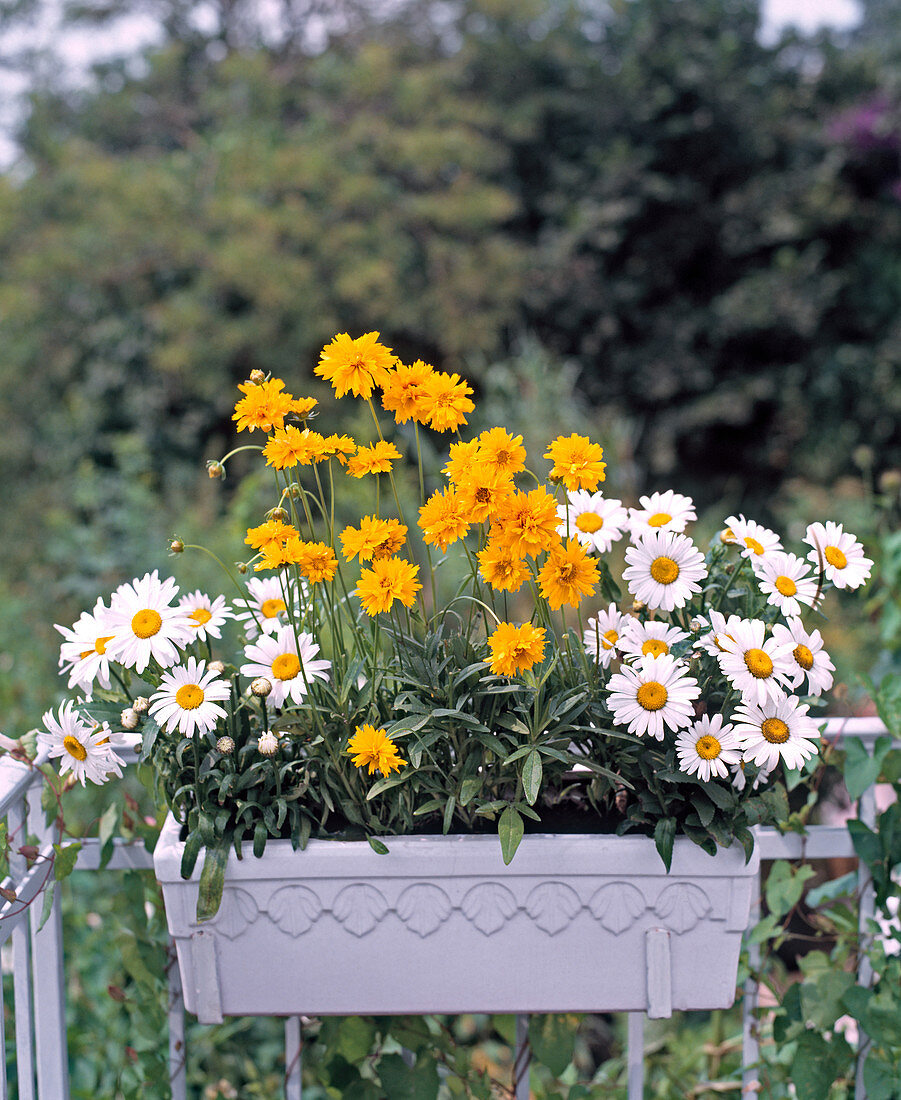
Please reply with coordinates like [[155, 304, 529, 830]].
[[120, 708, 139, 730], [132, 696, 150, 714], [258, 731, 278, 756], [207, 460, 225, 480], [237, 561, 249, 574], [18, 845, 38, 861], [287, 483, 302, 499], [248, 369, 265, 385], [720, 528, 736, 544], [853, 444, 874, 469], [0, 886, 17, 902], [208, 660, 226, 675], [267, 507, 290, 523], [879, 469, 901, 494], [689, 617, 705, 633], [216, 735, 235, 755], [631, 600, 646, 614], [251, 677, 273, 698]]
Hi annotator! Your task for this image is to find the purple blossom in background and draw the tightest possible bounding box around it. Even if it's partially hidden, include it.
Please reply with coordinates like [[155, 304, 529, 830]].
[[828, 94, 900, 153]]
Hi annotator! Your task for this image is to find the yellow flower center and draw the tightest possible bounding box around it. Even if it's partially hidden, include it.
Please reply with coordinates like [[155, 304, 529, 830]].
[[96, 635, 113, 654], [824, 545, 848, 570], [558, 562, 575, 582], [271, 653, 301, 680], [650, 556, 679, 585], [602, 628, 619, 650], [260, 598, 287, 618], [744, 537, 765, 556], [175, 684, 204, 710], [576, 512, 604, 533], [132, 609, 162, 639], [496, 450, 510, 466], [647, 511, 672, 528], [761, 717, 790, 744], [636, 681, 668, 711], [63, 735, 87, 762], [190, 608, 212, 626], [641, 639, 669, 658], [696, 735, 721, 760], [793, 644, 814, 670], [775, 576, 797, 597], [744, 648, 774, 678], [474, 487, 492, 504]]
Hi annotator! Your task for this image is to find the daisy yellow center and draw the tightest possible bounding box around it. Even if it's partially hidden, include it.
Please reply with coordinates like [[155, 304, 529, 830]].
[[650, 556, 679, 585], [96, 635, 113, 654], [744, 537, 765, 556], [602, 628, 619, 650], [271, 653, 301, 681], [80, 650, 92, 659], [824, 545, 848, 570], [775, 576, 797, 597], [642, 639, 669, 658], [696, 735, 721, 760], [175, 684, 204, 710], [745, 648, 774, 678], [260, 598, 287, 619], [793, 644, 814, 670], [63, 735, 87, 761], [190, 608, 212, 626], [761, 717, 790, 744], [576, 512, 604, 533], [636, 681, 668, 711], [132, 609, 162, 639], [647, 512, 672, 528]]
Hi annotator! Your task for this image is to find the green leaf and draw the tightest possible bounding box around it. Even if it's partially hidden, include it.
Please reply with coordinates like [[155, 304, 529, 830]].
[[790, 1032, 841, 1100], [53, 841, 81, 881], [367, 836, 389, 855], [848, 818, 882, 868], [843, 736, 892, 801], [522, 750, 542, 806], [863, 1055, 901, 1100], [654, 818, 676, 872], [498, 806, 524, 865], [442, 795, 455, 835], [528, 1014, 579, 1077], [180, 829, 202, 880], [765, 860, 816, 919], [459, 776, 481, 806], [336, 1017, 375, 1063], [378, 1052, 440, 1100], [196, 844, 228, 923], [806, 871, 857, 908], [37, 882, 56, 932]]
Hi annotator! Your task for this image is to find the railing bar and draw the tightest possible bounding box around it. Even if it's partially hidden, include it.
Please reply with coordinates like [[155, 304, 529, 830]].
[[0, 758, 48, 821], [754, 825, 858, 860], [74, 837, 154, 871], [854, 757, 878, 1100], [9, 801, 36, 1100], [514, 1014, 530, 1100], [742, 874, 762, 1098], [0, 844, 61, 948], [167, 938, 187, 1100], [0, 948, 7, 1100], [285, 1016, 302, 1100], [626, 1012, 644, 1100]]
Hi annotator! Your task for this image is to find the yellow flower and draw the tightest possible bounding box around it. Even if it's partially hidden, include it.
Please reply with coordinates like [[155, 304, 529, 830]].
[[315, 332, 397, 399], [255, 533, 305, 571], [443, 438, 482, 486], [487, 622, 547, 677], [321, 434, 357, 465], [346, 724, 407, 776], [457, 463, 515, 525], [418, 487, 471, 553], [245, 520, 299, 556], [263, 426, 329, 469], [295, 541, 338, 583], [233, 378, 295, 433], [477, 539, 529, 593], [478, 427, 526, 478], [372, 518, 408, 560], [491, 488, 560, 558], [345, 441, 402, 478], [538, 538, 600, 609], [340, 516, 407, 562], [356, 557, 422, 615], [381, 360, 435, 424], [416, 371, 475, 433], [290, 396, 318, 420], [544, 434, 606, 491]]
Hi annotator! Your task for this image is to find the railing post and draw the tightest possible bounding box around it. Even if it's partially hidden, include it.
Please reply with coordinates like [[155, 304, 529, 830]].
[[8, 799, 36, 1100], [854, 751, 878, 1100], [626, 1013, 644, 1100], [285, 1016, 303, 1100], [167, 937, 187, 1100], [742, 878, 762, 1096], [514, 1014, 530, 1100]]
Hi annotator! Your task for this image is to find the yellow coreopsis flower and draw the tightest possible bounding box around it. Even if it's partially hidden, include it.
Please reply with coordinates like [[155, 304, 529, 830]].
[[457, 463, 515, 525], [487, 622, 547, 677], [491, 488, 560, 558], [296, 541, 339, 584], [321, 434, 357, 465], [346, 724, 407, 776], [340, 517, 407, 562], [544, 434, 606, 492], [345, 441, 402, 478], [233, 378, 295, 434], [477, 539, 529, 593], [315, 332, 397, 399], [381, 360, 435, 424], [418, 487, 471, 552], [255, 533, 305, 571], [443, 438, 482, 486], [263, 426, 329, 469], [477, 427, 527, 479], [245, 520, 299, 556], [290, 396, 318, 420], [538, 538, 600, 609], [356, 557, 421, 615], [416, 371, 475, 433]]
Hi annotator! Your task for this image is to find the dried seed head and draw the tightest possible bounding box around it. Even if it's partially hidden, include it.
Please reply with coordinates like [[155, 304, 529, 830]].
[[216, 735, 235, 755], [257, 731, 278, 756], [251, 677, 273, 698], [132, 696, 150, 714], [267, 507, 290, 523], [120, 708, 140, 730]]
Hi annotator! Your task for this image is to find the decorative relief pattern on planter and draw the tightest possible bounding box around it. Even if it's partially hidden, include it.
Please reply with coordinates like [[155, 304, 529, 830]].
[[396, 884, 453, 938], [653, 883, 711, 933], [525, 882, 582, 935], [212, 888, 259, 940], [268, 885, 323, 937], [333, 883, 389, 937], [461, 882, 518, 935], [587, 882, 647, 934]]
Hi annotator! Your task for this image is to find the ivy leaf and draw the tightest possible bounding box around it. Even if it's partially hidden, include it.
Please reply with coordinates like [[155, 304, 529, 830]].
[[765, 860, 816, 919], [843, 736, 892, 801], [378, 1052, 440, 1100], [53, 841, 81, 881], [791, 1031, 841, 1100], [528, 1014, 579, 1077], [863, 1055, 901, 1100]]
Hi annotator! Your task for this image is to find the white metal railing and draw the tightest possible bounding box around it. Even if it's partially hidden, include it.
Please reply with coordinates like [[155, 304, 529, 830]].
[[0, 716, 892, 1099]]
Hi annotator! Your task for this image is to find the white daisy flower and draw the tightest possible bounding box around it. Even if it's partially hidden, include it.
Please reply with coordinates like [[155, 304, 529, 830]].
[[618, 618, 689, 663], [732, 692, 821, 771], [803, 521, 873, 590], [731, 757, 775, 792], [240, 625, 331, 707], [234, 576, 304, 639], [716, 618, 795, 707], [556, 490, 629, 553], [55, 598, 115, 693], [178, 591, 235, 643], [583, 604, 632, 668], [623, 530, 708, 612], [692, 610, 745, 658], [676, 714, 742, 782], [606, 654, 701, 740], [105, 571, 194, 674], [755, 551, 819, 618], [39, 702, 125, 786], [628, 490, 696, 536], [771, 618, 835, 697], [148, 657, 231, 738], [722, 515, 783, 564]]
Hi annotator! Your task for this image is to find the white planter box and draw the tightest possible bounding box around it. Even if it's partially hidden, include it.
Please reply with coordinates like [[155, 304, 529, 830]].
[[153, 812, 759, 1024]]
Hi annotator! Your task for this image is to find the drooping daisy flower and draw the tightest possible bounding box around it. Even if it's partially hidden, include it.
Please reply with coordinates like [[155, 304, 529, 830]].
[[477, 427, 527, 479], [56, 598, 115, 693], [356, 557, 422, 616], [623, 530, 708, 612], [755, 552, 819, 618], [240, 626, 331, 707], [606, 654, 701, 740], [716, 618, 795, 707], [803, 521, 873, 590], [693, 610, 745, 658], [416, 371, 475, 433], [583, 604, 631, 668], [676, 714, 742, 782], [771, 618, 835, 696], [381, 359, 434, 424], [105, 571, 194, 674], [234, 576, 301, 639], [178, 591, 234, 643], [722, 515, 782, 564], [556, 490, 629, 554], [321, 433, 357, 465], [315, 331, 397, 400], [477, 539, 529, 593], [537, 538, 599, 609], [628, 490, 696, 536], [148, 658, 231, 738], [487, 622, 547, 677], [340, 517, 407, 563], [732, 693, 821, 771], [619, 618, 689, 663], [544, 434, 606, 491], [731, 757, 775, 792], [39, 702, 125, 786], [346, 724, 407, 777]]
